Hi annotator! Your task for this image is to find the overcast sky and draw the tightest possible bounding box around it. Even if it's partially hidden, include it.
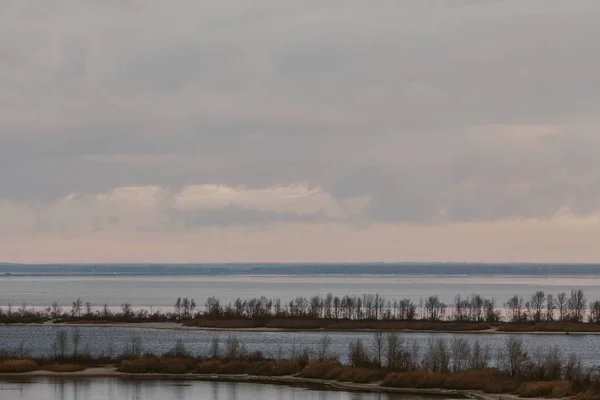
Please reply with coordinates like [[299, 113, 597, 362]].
[[2, 0, 600, 263]]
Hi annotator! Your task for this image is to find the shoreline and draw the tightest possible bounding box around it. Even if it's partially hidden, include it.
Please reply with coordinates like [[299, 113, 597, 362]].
[[0, 368, 538, 400], [4, 321, 600, 335]]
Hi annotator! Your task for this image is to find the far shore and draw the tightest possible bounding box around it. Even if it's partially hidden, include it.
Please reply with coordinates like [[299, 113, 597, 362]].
[[4, 321, 600, 335], [0, 367, 547, 400]]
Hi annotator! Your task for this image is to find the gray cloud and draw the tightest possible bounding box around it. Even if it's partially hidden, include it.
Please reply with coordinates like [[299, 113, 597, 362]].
[[2, 0, 600, 231]]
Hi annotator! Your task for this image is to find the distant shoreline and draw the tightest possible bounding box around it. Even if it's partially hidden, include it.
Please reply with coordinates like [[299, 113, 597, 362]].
[[4, 261, 600, 278]]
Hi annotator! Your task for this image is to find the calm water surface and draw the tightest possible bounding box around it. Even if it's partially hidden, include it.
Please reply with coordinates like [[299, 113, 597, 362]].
[[0, 378, 466, 400], [2, 274, 600, 308]]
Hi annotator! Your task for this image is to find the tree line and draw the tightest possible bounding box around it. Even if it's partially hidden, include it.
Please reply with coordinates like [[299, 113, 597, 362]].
[[2, 289, 600, 324]]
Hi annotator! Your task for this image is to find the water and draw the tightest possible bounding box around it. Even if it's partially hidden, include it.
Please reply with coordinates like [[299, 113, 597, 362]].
[[0, 378, 466, 400], [3, 274, 600, 309], [1, 325, 599, 369]]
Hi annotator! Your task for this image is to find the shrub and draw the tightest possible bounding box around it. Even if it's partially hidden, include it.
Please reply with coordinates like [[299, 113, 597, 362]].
[[576, 383, 600, 400], [251, 360, 301, 376], [194, 360, 222, 374], [0, 359, 39, 373], [338, 366, 385, 383], [300, 360, 343, 379], [216, 361, 252, 375], [118, 356, 193, 374], [383, 369, 521, 393], [483, 377, 521, 394], [383, 371, 448, 389], [443, 369, 497, 391], [518, 381, 574, 398]]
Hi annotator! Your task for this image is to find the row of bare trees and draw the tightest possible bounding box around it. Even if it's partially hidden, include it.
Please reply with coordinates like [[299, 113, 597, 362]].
[[202, 290, 600, 323], [346, 333, 587, 381], [504, 289, 599, 323], [2, 289, 600, 324]]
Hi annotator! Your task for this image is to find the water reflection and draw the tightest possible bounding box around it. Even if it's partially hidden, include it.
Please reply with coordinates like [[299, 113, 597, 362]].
[[0, 378, 465, 400]]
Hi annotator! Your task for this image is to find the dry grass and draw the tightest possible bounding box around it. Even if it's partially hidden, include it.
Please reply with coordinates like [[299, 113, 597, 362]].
[[575, 383, 600, 400], [42, 364, 85, 373], [383, 370, 521, 394], [338, 366, 387, 383], [118, 356, 194, 374], [0, 360, 39, 373], [250, 360, 301, 376], [215, 361, 252, 375], [194, 360, 222, 374], [383, 371, 448, 389], [299, 360, 385, 383], [482, 377, 522, 394], [517, 381, 574, 398], [300, 360, 343, 379]]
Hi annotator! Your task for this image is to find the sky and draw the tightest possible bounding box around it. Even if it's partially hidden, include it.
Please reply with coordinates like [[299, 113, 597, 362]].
[[2, 0, 600, 263]]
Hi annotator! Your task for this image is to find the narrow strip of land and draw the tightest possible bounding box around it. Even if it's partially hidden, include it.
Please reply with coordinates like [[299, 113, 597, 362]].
[[7, 321, 600, 335]]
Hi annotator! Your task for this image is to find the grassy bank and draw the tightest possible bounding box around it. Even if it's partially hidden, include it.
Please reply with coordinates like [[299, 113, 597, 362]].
[[1, 357, 597, 399]]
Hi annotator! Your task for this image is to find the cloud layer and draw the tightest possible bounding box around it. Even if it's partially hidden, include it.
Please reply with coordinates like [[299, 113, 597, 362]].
[[2, 1, 600, 261]]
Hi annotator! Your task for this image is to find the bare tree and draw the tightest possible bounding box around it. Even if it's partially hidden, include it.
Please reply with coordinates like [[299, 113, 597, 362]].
[[564, 353, 585, 382], [530, 291, 546, 322], [54, 330, 69, 359], [423, 337, 449, 372], [71, 298, 83, 318], [499, 337, 528, 377], [398, 299, 416, 321], [348, 338, 370, 367], [225, 334, 245, 359], [556, 292, 568, 322], [174, 297, 182, 319], [483, 298, 500, 322], [128, 335, 143, 357], [169, 339, 187, 356], [469, 340, 491, 370], [70, 328, 81, 357], [386, 332, 401, 370], [451, 337, 471, 371], [51, 302, 63, 319], [453, 295, 468, 322], [371, 332, 385, 367], [205, 297, 221, 317], [545, 294, 555, 322], [210, 336, 220, 358], [424, 296, 447, 322], [121, 303, 134, 319], [568, 289, 587, 322], [589, 300, 600, 324], [317, 335, 332, 360], [504, 295, 524, 323], [85, 302, 93, 317]]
